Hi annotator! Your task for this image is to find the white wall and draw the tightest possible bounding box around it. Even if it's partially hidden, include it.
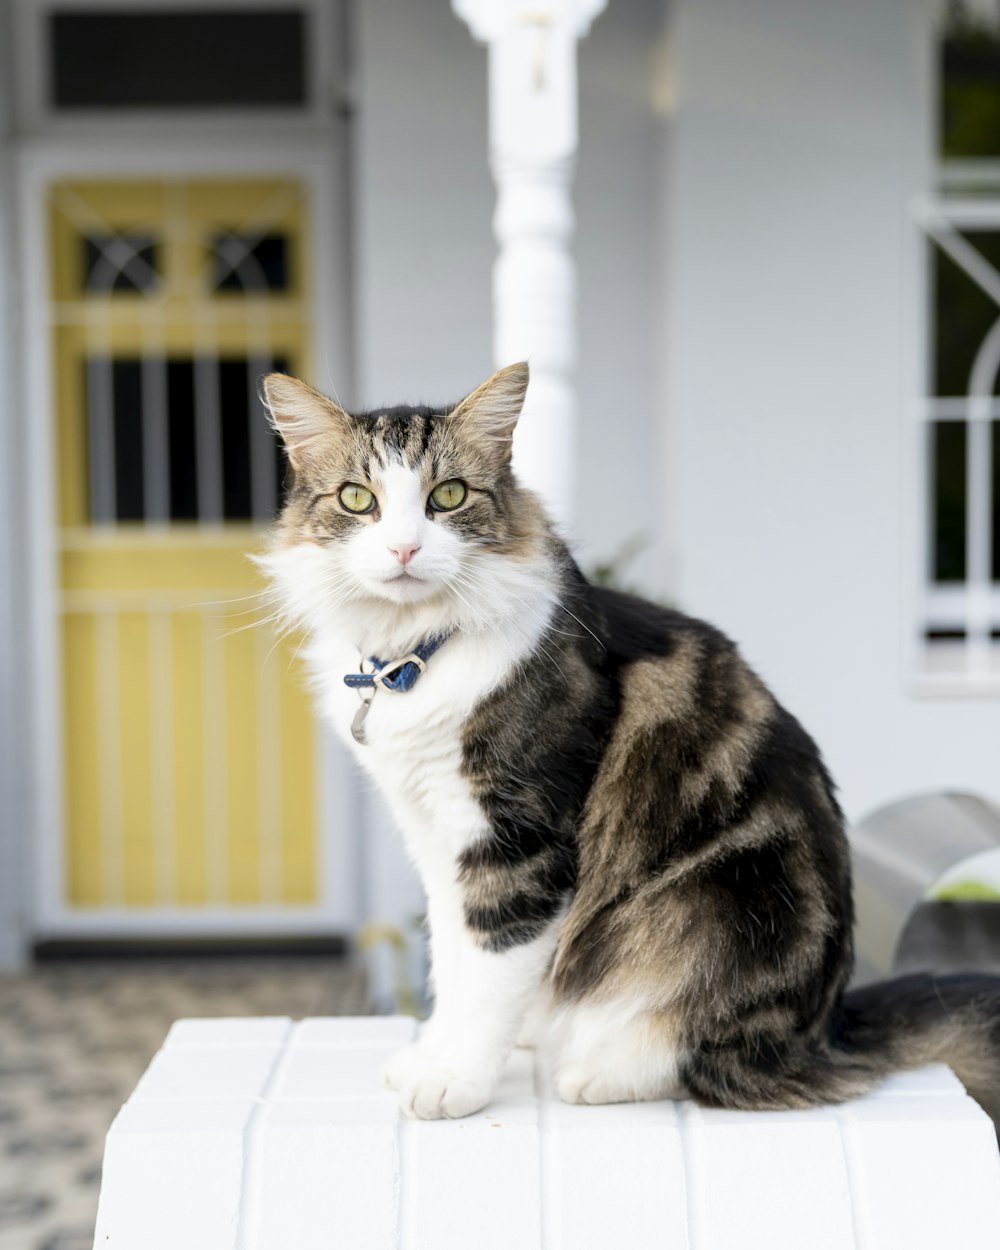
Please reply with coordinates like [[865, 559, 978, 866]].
[[350, 0, 665, 962], [352, 0, 664, 566], [662, 0, 999, 823], [0, 0, 28, 968], [352, 0, 494, 411], [575, 0, 666, 587], [0, 0, 664, 961], [350, 0, 497, 972]]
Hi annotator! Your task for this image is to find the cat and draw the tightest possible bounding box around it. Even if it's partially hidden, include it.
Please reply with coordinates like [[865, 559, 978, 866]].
[[260, 361, 1000, 1125]]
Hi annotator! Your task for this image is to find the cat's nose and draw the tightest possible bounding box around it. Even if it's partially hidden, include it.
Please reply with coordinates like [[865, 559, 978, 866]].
[[389, 543, 421, 566]]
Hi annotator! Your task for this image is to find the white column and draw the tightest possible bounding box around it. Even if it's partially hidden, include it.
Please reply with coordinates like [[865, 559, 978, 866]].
[[453, 0, 606, 528]]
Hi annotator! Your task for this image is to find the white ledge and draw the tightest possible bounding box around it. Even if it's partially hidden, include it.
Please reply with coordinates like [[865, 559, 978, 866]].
[[93, 1016, 1000, 1249]]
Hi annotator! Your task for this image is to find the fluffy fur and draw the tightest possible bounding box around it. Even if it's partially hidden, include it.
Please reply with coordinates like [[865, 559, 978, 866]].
[[261, 363, 1000, 1125]]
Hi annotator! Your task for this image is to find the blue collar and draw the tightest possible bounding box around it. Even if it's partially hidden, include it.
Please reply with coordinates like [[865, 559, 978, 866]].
[[343, 631, 452, 694]]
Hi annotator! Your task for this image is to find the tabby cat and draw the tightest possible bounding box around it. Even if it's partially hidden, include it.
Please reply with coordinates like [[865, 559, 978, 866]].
[[261, 362, 1000, 1124]]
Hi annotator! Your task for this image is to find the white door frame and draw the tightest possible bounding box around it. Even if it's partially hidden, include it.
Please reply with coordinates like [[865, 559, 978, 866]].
[[17, 139, 361, 938]]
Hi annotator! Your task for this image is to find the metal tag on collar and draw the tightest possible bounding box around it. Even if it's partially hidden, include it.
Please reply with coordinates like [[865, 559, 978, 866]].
[[350, 655, 377, 745], [351, 692, 374, 745]]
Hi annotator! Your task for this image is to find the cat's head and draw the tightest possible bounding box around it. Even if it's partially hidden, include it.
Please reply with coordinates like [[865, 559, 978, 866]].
[[260, 363, 552, 639]]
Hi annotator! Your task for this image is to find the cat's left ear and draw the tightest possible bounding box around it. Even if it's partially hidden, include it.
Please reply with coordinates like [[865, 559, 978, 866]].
[[261, 373, 351, 467], [448, 362, 528, 461]]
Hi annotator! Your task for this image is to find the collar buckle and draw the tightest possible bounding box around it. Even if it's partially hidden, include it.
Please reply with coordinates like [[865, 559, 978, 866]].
[[343, 631, 453, 744], [375, 651, 428, 691]]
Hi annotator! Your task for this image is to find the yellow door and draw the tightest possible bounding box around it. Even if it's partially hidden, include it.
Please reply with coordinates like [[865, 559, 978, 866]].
[[49, 178, 320, 924]]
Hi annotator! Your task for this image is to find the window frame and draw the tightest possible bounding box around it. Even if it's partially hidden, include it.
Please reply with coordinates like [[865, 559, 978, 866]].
[[16, 141, 355, 938], [909, 194, 1000, 696], [12, 0, 341, 135]]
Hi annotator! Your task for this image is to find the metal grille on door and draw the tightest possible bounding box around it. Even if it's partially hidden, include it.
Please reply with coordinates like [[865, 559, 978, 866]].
[[49, 179, 319, 922]]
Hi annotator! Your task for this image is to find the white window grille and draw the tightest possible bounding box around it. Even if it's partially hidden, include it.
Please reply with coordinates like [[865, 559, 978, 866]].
[[911, 8, 1000, 693], [913, 198, 1000, 692]]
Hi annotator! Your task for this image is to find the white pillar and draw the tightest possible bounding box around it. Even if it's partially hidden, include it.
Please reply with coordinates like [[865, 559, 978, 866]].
[[453, 0, 606, 528]]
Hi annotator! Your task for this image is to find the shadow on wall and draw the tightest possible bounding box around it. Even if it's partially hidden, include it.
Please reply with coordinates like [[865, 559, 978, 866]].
[[851, 792, 1000, 985]]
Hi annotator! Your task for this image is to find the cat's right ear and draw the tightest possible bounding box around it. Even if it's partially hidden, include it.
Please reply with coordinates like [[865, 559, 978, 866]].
[[261, 374, 351, 466], [448, 362, 529, 461]]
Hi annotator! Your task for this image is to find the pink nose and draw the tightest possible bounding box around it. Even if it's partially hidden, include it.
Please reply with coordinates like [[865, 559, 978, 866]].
[[389, 543, 420, 566]]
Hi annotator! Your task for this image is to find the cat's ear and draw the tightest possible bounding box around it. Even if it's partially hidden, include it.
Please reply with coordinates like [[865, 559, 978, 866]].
[[448, 362, 528, 459], [261, 373, 351, 464]]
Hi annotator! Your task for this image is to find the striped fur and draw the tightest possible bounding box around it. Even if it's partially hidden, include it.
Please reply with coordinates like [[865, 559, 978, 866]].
[[262, 364, 1000, 1125]]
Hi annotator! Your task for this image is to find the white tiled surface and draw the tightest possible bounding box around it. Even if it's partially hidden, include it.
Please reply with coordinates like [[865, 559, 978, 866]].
[[0, 955, 370, 1250], [93, 1017, 1000, 1250]]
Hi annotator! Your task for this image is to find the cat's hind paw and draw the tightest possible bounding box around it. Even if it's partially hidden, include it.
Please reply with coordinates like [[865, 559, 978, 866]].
[[398, 1064, 493, 1120], [555, 1064, 621, 1105]]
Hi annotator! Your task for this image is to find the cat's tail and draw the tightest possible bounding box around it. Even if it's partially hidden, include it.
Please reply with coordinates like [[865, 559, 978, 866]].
[[683, 973, 1000, 1131], [835, 972, 1000, 1128]]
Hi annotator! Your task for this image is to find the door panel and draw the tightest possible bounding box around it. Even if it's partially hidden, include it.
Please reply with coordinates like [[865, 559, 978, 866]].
[[48, 177, 320, 924]]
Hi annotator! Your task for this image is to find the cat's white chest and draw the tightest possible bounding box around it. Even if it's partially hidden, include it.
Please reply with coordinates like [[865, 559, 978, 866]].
[[308, 630, 524, 862]]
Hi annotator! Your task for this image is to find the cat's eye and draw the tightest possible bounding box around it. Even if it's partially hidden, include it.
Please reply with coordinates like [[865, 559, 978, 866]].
[[429, 480, 467, 512], [339, 483, 376, 514]]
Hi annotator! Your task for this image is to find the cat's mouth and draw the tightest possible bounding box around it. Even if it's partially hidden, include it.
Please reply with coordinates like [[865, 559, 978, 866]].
[[369, 567, 444, 604], [375, 569, 437, 600]]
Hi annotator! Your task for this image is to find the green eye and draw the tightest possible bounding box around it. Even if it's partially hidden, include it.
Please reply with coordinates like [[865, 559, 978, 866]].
[[429, 480, 468, 512], [339, 483, 375, 514]]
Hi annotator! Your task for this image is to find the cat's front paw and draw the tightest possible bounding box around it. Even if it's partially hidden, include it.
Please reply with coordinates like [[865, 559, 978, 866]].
[[398, 1063, 494, 1120], [381, 1043, 426, 1091]]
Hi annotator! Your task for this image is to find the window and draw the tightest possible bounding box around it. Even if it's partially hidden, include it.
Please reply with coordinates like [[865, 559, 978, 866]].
[[915, 5, 1000, 690], [85, 356, 288, 524], [51, 176, 309, 530], [212, 233, 290, 292], [941, 7, 1000, 160], [83, 233, 160, 293], [49, 9, 307, 110]]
